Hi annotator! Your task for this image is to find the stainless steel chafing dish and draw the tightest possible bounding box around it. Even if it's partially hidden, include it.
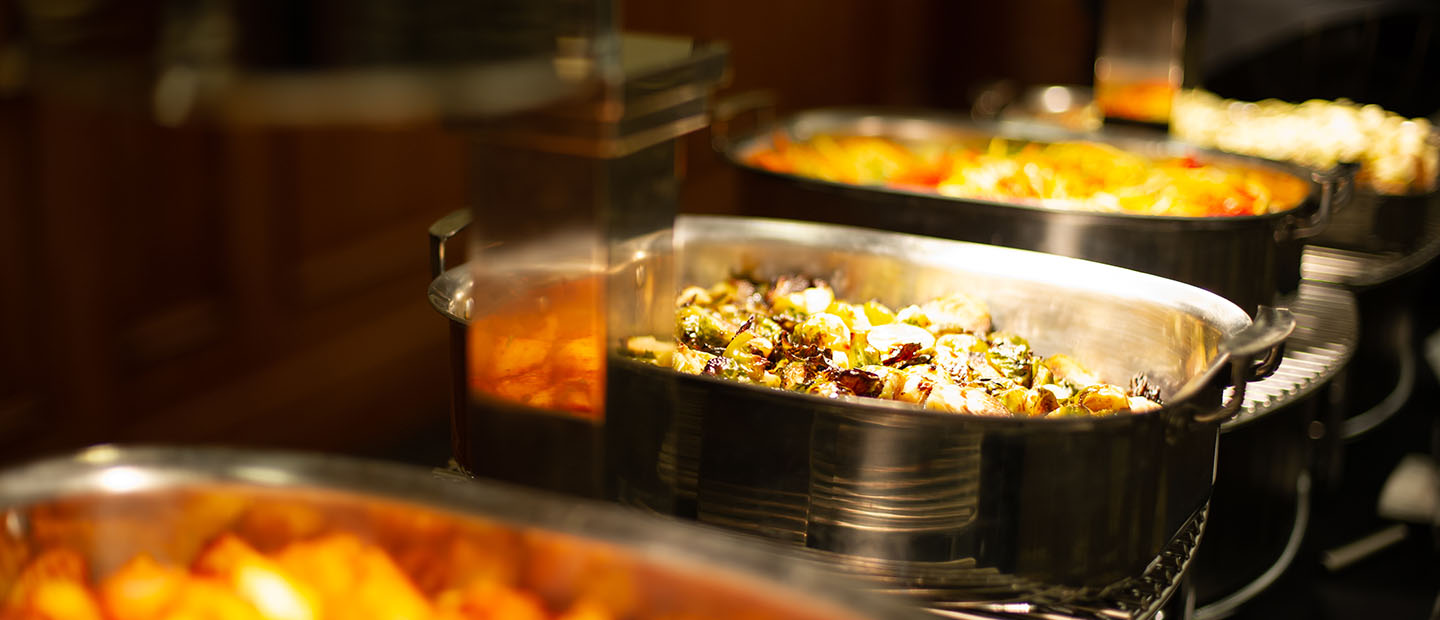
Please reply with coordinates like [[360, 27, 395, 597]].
[[0, 445, 922, 620], [431, 214, 1294, 601], [714, 107, 1354, 316], [607, 215, 1291, 596]]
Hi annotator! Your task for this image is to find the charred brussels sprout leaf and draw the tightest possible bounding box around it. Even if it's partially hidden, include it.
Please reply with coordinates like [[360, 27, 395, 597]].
[[1129, 374, 1163, 404], [867, 322, 936, 361], [882, 342, 923, 366], [702, 355, 753, 382], [832, 368, 883, 397]]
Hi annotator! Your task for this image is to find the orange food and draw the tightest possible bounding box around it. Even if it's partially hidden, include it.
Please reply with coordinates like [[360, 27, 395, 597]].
[[4, 549, 100, 620], [1096, 79, 1176, 123], [466, 277, 605, 420], [2, 533, 603, 620], [744, 132, 1309, 218], [99, 556, 188, 620]]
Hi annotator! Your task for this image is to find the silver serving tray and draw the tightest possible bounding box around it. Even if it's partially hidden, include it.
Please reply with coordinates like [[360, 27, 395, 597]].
[[429, 214, 1293, 597], [715, 107, 1351, 316], [0, 445, 923, 620]]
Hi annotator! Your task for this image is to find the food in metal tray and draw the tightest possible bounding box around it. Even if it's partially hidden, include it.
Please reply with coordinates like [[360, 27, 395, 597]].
[[744, 132, 1308, 217], [624, 276, 1162, 418], [1, 529, 617, 620], [466, 278, 605, 419], [1173, 90, 1438, 195]]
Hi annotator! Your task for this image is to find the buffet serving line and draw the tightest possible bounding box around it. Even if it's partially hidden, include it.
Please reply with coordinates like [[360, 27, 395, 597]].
[[421, 78, 1436, 620], [6, 1, 1440, 620]]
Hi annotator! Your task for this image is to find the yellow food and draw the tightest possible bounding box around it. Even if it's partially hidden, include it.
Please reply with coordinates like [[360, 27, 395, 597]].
[[1, 535, 615, 620], [1173, 90, 1438, 195], [745, 132, 1308, 217]]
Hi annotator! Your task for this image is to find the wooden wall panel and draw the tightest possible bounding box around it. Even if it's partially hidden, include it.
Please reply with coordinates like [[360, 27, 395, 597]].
[[0, 96, 41, 445], [2, 91, 465, 465]]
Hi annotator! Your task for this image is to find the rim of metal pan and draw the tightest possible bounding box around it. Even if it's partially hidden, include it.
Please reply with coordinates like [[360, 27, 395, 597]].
[[0, 444, 930, 620]]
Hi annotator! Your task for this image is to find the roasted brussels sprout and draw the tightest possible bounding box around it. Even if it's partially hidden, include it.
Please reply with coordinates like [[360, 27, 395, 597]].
[[865, 322, 935, 364], [825, 302, 873, 332], [624, 275, 1162, 418], [671, 345, 715, 374], [1078, 384, 1131, 415], [985, 341, 1032, 385], [772, 284, 835, 317], [1044, 354, 1100, 388], [676, 305, 736, 353], [794, 313, 852, 349], [676, 286, 712, 307], [923, 293, 992, 335], [623, 336, 675, 365]]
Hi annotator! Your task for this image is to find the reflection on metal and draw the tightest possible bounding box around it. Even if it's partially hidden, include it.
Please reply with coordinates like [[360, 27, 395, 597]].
[[1221, 282, 1358, 429], [0, 446, 926, 620], [1320, 523, 1409, 573], [429, 209, 474, 281], [907, 503, 1208, 620], [1299, 193, 1438, 441], [807, 414, 982, 561], [1301, 192, 1440, 287], [1095, 0, 1187, 124], [1342, 324, 1416, 440], [1303, 240, 1440, 288], [605, 217, 1279, 603], [1194, 473, 1311, 620]]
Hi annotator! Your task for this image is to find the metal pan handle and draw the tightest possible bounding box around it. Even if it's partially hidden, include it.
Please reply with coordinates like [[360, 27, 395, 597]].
[[711, 90, 778, 153], [1292, 162, 1359, 239], [429, 208, 473, 279], [1342, 316, 1416, 440], [1195, 305, 1296, 424]]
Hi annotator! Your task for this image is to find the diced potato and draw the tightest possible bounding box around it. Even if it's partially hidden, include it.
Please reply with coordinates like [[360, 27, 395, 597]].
[[490, 338, 550, 379], [274, 535, 432, 620], [163, 578, 265, 620], [4, 549, 92, 618], [435, 580, 546, 620], [21, 580, 105, 620], [99, 555, 186, 620], [556, 600, 614, 620], [192, 535, 319, 620], [552, 339, 601, 381]]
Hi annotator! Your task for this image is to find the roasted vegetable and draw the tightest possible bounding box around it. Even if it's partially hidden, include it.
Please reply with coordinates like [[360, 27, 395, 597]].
[[676, 306, 736, 354], [744, 132, 1311, 217], [1173, 90, 1438, 196], [625, 276, 1163, 418]]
